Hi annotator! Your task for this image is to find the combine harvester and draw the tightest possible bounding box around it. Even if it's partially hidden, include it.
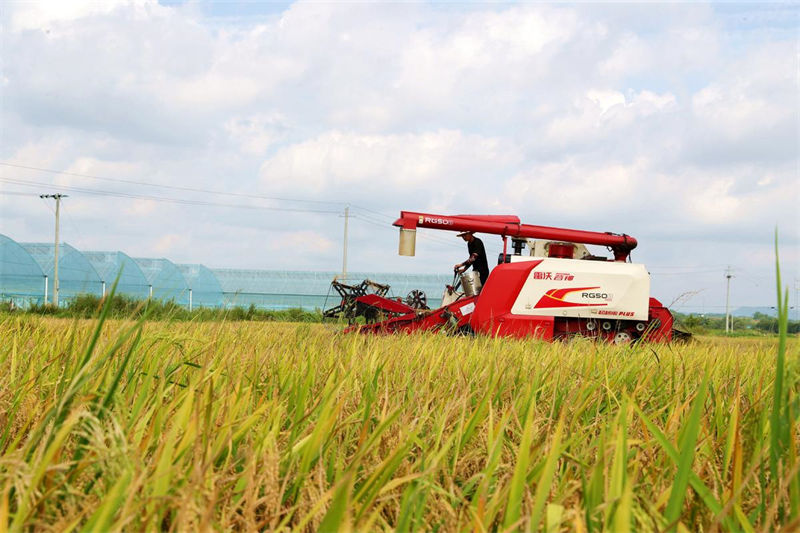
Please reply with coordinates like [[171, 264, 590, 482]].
[[326, 211, 687, 344]]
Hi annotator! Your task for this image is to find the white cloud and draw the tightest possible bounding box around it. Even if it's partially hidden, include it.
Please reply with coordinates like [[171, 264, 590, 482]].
[[10, 0, 134, 33], [153, 233, 181, 254], [504, 159, 645, 218], [585, 90, 626, 114], [171, 74, 261, 110], [685, 178, 742, 223], [542, 88, 679, 151], [224, 113, 287, 155], [4, 138, 72, 170], [692, 86, 771, 137], [125, 199, 156, 216], [65, 157, 143, 183], [631, 90, 677, 114], [259, 130, 522, 198], [271, 230, 334, 253], [599, 32, 650, 77], [598, 10, 720, 79]]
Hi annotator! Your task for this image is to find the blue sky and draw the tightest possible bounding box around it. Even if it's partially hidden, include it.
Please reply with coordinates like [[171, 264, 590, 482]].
[[163, 0, 293, 18], [1, 1, 797, 313]]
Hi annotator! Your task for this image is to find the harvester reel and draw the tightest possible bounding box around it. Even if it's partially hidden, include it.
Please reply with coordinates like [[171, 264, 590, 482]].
[[323, 279, 391, 323], [405, 289, 428, 310]]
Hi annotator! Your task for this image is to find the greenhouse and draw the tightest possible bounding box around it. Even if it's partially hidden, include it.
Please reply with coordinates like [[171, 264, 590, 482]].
[[0, 234, 46, 305], [83, 251, 150, 300], [212, 269, 452, 310], [20, 242, 102, 303], [133, 258, 190, 306], [177, 264, 224, 309], [0, 234, 454, 311]]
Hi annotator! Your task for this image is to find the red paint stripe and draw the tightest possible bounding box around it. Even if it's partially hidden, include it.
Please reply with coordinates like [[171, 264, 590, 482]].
[[534, 286, 606, 309]]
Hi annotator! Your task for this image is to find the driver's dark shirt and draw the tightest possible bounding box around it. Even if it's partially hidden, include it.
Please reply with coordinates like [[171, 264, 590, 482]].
[[467, 237, 490, 285]]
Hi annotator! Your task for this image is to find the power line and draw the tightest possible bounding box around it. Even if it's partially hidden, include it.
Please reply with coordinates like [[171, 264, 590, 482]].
[[0, 177, 341, 214], [350, 213, 463, 250], [11, 164, 794, 272], [61, 198, 92, 254], [1, 164, 409, 223], [5, 174, 467, 250], [350, 204, 400, 221], [0, 191, 42, 196], [0, 161, 446, 234], [349, 211, 464, 247], [0, 161, 346, 206]]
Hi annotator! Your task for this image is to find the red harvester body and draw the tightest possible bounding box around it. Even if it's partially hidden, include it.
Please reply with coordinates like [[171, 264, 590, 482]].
[[342, 211, 681, 344]]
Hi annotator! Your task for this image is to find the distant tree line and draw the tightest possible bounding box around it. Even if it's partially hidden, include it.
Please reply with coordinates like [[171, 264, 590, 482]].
[[1, 293, 324, 323], [675, 311, 800, 335]]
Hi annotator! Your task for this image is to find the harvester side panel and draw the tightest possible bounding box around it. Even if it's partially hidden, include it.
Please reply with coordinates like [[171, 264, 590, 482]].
[[469, 260, 555, 340], [643, 298, 675, 342], [509, 258, 650, 321]]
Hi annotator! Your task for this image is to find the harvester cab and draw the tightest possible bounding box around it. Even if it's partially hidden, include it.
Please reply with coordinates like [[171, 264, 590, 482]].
[[328, 211, 683, 343]]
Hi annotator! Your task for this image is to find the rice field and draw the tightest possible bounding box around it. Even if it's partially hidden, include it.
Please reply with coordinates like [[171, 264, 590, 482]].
[[0, 311, 797, 531]]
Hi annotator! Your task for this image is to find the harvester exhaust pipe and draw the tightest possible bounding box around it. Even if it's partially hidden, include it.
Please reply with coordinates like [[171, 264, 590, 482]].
[[399, 228, 416, 256]]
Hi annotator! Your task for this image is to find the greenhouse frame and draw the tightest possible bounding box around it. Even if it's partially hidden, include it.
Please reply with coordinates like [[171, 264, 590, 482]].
[[83, 251, 150, 300], [0, 233, 451, 311], [20, 242, 103, 304]]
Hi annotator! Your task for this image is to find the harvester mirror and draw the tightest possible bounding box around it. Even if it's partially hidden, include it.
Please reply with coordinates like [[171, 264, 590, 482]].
[[399, 228, 416, 256]]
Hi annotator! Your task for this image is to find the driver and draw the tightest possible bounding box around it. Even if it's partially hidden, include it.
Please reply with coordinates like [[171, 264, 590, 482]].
[[454, 231, 489, 285]]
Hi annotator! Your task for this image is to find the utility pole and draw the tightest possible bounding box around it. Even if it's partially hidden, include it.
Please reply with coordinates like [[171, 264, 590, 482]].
[[725, 266, 733, 333], [40, 194, 67, 307], [342, 206, 349, 280]]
